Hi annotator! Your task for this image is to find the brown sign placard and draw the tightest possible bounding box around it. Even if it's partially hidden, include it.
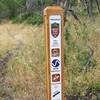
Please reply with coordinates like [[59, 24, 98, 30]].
[[44, 6, 64, 100]]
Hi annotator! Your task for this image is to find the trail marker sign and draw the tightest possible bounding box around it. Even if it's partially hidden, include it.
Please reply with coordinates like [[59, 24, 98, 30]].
[[44, 6, 64, 100]]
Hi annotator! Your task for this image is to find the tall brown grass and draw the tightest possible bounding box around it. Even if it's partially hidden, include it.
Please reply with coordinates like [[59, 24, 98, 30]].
[[0, 15, 100, 99]]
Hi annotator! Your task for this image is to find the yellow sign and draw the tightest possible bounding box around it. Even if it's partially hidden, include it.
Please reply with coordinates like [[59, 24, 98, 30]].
[[44, 6, 64, 100]]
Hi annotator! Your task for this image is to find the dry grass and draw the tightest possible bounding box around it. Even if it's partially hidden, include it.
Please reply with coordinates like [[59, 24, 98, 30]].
[[0, 22, 45, 100], [64, 15, 100, 96], [0, 15, 100, 100]]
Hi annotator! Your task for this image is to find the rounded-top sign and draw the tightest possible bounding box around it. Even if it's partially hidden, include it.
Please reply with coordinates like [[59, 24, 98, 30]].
[[44, 6, 64, 100]]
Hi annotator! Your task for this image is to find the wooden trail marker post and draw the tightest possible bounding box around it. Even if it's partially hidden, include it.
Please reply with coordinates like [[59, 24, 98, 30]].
[[44, 6, 64, 100]]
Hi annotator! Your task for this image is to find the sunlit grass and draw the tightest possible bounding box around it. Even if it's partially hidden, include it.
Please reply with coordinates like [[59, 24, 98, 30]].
[[0, 22, 45, 99], [0, 15, 100, 99], [64, 15, 100, 95]]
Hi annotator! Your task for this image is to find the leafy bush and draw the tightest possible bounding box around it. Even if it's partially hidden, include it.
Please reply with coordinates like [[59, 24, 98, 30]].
[[77, 50, 89, 67], [12, 12, 43, 25], [64, 22, 71, 66], [26, 13, 43, 25], [12, 13, 30, 23], [64, 23, 70, 42], [0, 2, 10, 20], [0, 0, 18, 18], [87, 83, 100, 93]]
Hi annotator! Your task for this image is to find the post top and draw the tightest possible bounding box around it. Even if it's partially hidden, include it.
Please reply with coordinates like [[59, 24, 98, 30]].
[[44, 6, 64, 15]]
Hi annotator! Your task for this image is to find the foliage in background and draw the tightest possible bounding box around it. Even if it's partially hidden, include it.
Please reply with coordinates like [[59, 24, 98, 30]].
[[0, 0, 100, 24], [0, 0, 53, 25], [0, 0, 100, 99], [64, 15, 100, 97]]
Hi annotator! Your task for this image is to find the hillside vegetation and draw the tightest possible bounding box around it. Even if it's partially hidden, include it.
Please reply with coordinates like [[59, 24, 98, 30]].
[[0, 0, 100, 100], [0, 15, 100, 99]]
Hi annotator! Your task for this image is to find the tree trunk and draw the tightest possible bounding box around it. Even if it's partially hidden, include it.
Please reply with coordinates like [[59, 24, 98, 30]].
[[87, 0, 93, 17], [95, 0, 100, 13], [26, 0, 35, 13]]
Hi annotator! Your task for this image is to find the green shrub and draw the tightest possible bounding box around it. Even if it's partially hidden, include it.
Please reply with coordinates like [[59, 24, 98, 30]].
[[12, 13, 30, 23], [74, 23, 89, 39], [64, 23, 70, 42], [0, 2, 10, 19], [88, 83, 100, 92], [12, 12, 43, 25], [64, 23, 71, 66], [77, 50, 89, 67], [25, 13, 43, 25]]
